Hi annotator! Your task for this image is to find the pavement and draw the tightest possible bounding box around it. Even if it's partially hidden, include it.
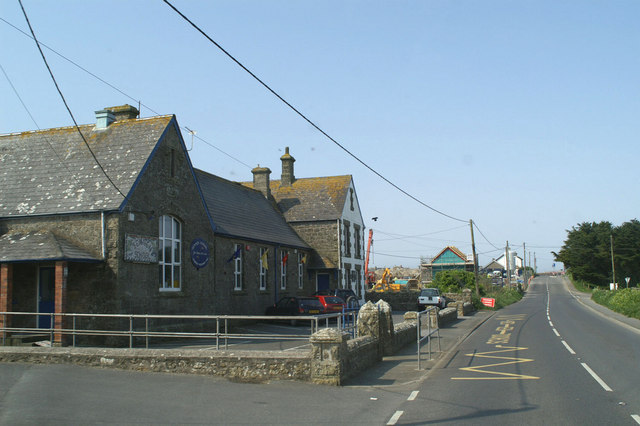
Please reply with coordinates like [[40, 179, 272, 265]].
[[343, 309, 495, 388], [563, 278, 640, 335]]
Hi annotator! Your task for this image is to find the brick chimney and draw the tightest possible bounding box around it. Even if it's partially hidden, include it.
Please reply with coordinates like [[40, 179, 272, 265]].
[[106, 104, 139, 121], [252, 166, 272, 199], [280, 147, 295, 187]]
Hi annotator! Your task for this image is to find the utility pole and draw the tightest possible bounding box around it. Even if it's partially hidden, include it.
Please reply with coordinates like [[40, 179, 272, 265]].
[[506, 241, 511, 288], [534, 252, 537, 274], [610, 234, 616, 289], [470, 219, 479, 296], [523, 242, 526, 289]]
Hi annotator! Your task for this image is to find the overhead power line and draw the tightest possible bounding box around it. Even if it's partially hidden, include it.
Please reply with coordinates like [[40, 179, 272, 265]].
[[17, 0, 128, 200], [0, 16, 252, 171], [162, 0, 467, 224]]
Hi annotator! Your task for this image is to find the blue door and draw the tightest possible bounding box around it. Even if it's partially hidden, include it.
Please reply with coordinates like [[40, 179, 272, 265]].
[[317, 273, 330, 292], [38, 267, 55, 329]]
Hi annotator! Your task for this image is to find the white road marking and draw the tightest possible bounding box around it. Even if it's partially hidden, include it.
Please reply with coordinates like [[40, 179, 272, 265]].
[[387, 410, 404, 425], [581, 363, 613, 391], [561, 340, 576, 354], [408, 391, 419, 401], [549, 321, 554, 327], [631, 414, 640, 424], [552, 328, 560, 337]]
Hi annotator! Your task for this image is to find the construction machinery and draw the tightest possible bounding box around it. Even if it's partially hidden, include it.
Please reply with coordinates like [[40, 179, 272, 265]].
[[364, 229, 376, 287]]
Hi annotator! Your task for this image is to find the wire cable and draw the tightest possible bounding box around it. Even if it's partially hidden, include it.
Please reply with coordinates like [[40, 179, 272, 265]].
[[0, 16, 252, 172], [18, 0, 128, 201], [162, 0, 467, 223], [473, 221, 501, 251], [0, 61, 102, 206]]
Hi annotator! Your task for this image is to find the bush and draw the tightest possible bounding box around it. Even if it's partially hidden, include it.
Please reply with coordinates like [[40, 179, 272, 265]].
[[592, 289, 640, 320], [433, 270, 475, 293], [476, 287, 523, 310]]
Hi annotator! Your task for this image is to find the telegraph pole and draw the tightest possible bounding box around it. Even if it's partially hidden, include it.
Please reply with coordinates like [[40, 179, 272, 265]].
[[522, 242, 526, 289], [506, 241, 511, 288], [470, 219, 479, 296], [610, 234, 616, 289]]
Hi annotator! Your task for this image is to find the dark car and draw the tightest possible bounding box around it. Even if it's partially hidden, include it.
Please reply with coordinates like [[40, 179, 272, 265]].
[[313, 295, 347, 314], [265, 297, 324, 325], [314, 288, 361, 309]]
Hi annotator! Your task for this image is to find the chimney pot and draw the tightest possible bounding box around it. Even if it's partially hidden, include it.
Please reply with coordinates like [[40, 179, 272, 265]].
[[280, 146, 295, 187], [252, 166, 272, 199]]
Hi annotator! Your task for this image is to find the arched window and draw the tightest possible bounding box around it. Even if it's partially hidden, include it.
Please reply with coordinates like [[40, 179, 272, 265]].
[[159, 215, 181, 290]]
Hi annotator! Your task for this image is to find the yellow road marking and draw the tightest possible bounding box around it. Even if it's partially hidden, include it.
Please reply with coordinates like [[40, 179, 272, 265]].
[[452, 346, 539, 380]]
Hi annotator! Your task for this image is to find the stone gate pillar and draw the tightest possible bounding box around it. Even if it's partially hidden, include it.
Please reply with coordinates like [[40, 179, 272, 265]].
[[310, 328, 349, 385]]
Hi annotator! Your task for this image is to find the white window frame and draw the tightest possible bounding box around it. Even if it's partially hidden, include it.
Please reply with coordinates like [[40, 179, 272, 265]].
[[259, 248, 268, 291], [281, 251, 287, 290], [298, 253, 304, 289], [234, 243, 243, 291], [159, 215, 181, 291]]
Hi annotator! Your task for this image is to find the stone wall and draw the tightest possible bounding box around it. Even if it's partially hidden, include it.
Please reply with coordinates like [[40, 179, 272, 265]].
[[365, 290, 420, 311]]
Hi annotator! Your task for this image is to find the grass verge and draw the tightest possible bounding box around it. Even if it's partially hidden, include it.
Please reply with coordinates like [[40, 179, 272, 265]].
[[592, 288, 640, 320]]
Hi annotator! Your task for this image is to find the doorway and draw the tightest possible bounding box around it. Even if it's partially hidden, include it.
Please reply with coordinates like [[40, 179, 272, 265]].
[[317, 273, 330, 292], [37, 267, 55, 328]]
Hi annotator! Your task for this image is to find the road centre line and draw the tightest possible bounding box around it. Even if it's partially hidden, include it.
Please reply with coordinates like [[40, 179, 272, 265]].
[[561, 340, 576, 354], [581, 363, 613, 391], [552, 328, 560, 337], [549, 321, 554, 327], [408, 391, 419, 401], [631, 414, 640, 424], [387, 410, 403, 425]]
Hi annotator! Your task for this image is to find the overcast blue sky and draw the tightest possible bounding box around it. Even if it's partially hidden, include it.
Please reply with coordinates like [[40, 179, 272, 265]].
[[2, 1, 639, 272]]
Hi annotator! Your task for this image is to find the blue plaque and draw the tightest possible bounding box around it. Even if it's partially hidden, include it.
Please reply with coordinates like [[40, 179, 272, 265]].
[[190, 238, 210, 269]]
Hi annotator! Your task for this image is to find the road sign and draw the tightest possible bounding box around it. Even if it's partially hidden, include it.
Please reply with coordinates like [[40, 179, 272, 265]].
[[481, 297, 495, 308], [625, 277, 631, 288]]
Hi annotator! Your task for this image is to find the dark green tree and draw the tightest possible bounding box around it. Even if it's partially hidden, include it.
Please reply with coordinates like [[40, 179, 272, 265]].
[[553, 221, 612, 286], [433, 270, 475, 293], [612, 219, 640, 287]]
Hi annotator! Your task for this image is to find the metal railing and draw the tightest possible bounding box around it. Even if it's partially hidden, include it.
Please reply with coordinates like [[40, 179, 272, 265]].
[[416, 306, 441, 369], [1, 310, 358, 350]]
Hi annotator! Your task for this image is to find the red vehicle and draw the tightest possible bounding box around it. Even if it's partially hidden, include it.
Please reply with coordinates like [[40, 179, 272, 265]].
[[313, 295, 346, 314]]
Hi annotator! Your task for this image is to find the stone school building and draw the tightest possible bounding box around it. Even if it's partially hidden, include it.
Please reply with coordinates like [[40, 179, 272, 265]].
[[1, 105, 344, 342]]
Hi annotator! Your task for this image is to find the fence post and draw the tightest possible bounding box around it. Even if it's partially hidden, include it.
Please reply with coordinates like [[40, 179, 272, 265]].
[[129, 315, 133, 348], [72, 316, 76, 347], [145, 317, 149, 349]]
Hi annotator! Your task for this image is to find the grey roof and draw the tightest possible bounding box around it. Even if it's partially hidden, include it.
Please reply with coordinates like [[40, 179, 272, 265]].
[[0, 231, 102, 263], [0, 115, 173, 217], [242, 175, 353, 222], [195, 170, 310, 249]]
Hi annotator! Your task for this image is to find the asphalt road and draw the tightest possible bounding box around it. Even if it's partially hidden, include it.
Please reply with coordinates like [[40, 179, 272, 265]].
[[386, 276, 640, 425], [2, 277, 639, 425]]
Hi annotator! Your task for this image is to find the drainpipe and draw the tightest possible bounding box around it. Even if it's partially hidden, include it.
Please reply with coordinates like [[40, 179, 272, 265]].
[[274, 245, 279, 303], [101, 211, 106, 259], [337, 219, 342, 290]]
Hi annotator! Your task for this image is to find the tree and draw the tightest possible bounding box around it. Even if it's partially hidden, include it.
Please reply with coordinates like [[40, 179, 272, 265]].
[[553, 221, 612, 286], [612, 219, 640, 287], [433, 270, 475, 293]]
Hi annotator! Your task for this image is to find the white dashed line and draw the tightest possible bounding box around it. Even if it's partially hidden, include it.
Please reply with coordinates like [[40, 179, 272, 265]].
[[408, 391, 419, 401], [387, 410, 404, 425], [631, 414, 640, 424], [552, 328, 560, 337], [549, 321, 554, 327], [561, 340, 576, 355], [581, 363, 613, 391]]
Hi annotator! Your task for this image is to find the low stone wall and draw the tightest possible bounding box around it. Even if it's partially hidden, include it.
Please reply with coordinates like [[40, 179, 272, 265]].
[[0, 299, 424, 386], [438, 307, 458, 326], [0, 347, 311, 382], [448, 301, 476, 317]]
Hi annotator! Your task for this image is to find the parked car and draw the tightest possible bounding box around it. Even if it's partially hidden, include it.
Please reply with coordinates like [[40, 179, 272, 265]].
[[313, 295, 347, 314], [314, 288, 361, 309], [265, 297, 324, 325], [417, 288, 447, 310]]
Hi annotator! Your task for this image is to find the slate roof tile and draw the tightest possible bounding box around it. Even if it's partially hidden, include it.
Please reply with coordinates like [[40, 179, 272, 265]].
[[0, 116, 173, 217]]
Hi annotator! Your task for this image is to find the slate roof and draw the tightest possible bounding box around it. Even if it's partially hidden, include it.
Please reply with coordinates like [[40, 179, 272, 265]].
[[0, 231, 102, 263], [195, 170, 309, 249], [0, 115, 173, 217], [254, 175, 352, 222]]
